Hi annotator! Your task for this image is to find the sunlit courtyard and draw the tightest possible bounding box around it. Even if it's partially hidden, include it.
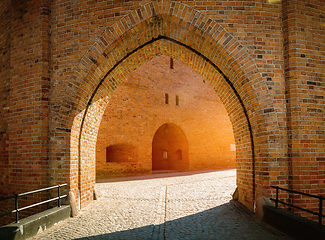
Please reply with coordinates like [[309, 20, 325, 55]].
[[30, 169, 289, 240]]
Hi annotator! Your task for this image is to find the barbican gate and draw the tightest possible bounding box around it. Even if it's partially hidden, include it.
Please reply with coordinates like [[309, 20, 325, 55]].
[[0, 0, 324, 224]]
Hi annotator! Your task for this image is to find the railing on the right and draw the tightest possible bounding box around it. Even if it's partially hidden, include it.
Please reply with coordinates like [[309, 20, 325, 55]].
[[270, 185, 325, 225]]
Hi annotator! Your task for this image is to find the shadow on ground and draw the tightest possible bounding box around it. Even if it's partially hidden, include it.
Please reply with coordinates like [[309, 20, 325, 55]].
[[74, 201, 288, 240]]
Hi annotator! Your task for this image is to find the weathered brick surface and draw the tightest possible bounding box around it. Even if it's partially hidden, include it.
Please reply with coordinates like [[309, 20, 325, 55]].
[[283, 0, 325, 221], [0, 0, 324, 225], [0, 0, 53, 225], [0, 0, 11, 195], [0, 0, 12, 226]]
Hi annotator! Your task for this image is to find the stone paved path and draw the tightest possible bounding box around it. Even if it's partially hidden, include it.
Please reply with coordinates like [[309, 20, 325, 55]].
[[30, 169, 290, 240]]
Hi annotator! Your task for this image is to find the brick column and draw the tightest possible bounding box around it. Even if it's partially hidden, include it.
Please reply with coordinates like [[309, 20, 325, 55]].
[[7, 0, 52, 199], [283, 0, 325, 221], [0, 0, 11, 198]]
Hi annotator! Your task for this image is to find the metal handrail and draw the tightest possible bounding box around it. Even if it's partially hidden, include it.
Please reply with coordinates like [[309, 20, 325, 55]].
[[270, 185, 325, 225], [0, 184, 67, 223]]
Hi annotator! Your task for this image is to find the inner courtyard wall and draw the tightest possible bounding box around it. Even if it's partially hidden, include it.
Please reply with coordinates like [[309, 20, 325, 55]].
[[96, 56, 236, 178]]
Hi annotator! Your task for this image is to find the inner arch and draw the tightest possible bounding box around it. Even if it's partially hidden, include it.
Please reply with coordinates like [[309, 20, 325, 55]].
[[63, 3, 274, 210], [77, 37, 256, 209]]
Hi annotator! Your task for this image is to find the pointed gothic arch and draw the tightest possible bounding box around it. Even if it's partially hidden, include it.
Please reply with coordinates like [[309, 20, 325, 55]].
[[49, 0, 282, 211]]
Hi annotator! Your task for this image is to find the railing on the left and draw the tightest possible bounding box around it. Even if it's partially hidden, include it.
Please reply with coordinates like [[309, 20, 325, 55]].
[[0, 184, 67, 223]]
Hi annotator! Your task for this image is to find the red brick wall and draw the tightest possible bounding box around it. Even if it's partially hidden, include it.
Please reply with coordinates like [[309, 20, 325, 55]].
[[0, 0, 12, 226], [0, 0, 324, 223], [0, 0, 53, 225], [0, 0, 11, 197], [7, 0, 52, 190], [96, 56, 236, 178], [283, 0, 325, 221]]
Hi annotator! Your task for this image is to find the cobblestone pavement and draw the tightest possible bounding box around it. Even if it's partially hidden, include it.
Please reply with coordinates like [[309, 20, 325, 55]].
[[30, 169, 290, 240]]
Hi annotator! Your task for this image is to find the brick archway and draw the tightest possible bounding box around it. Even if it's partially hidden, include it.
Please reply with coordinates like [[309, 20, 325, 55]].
[[50, 0, 284, 211]]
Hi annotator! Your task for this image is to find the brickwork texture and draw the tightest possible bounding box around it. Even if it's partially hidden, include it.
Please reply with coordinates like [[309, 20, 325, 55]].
[[0, 0, 324, 225]]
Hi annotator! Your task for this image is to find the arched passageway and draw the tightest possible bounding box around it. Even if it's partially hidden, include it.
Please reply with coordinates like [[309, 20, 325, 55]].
[[50, 0, 284, 213], [4, 0, 325, 226], [152, 123, 189, 171]]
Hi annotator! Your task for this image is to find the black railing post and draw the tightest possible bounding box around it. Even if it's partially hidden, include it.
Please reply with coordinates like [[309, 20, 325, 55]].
[[275, 186, 279, 208], [58, 185, 61, 207], [319, 196, 323, 225], [47, 189, 50, 209], [15, 194, 19, 223]]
